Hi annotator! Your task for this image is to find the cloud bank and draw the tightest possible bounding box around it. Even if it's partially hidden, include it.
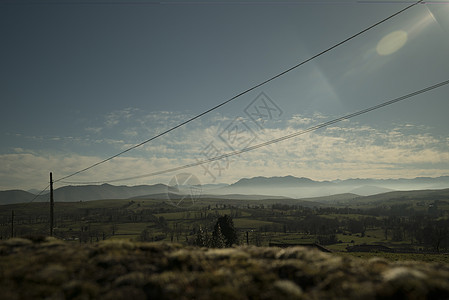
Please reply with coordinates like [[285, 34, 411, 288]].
[[1, 109, 448, 191]]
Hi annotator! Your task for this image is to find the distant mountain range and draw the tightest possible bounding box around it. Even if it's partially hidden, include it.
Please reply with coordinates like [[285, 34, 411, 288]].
[[1, 175, 448, 205], [0, 190, 37, 205], [230, 175, 449, 188], [230, 176, 329, 187], [0, 184, 177, 205], [215, 175, 449, 198]]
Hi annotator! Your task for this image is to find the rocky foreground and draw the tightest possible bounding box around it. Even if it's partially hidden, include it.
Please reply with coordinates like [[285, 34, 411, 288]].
[[1, 238, 449, 299]]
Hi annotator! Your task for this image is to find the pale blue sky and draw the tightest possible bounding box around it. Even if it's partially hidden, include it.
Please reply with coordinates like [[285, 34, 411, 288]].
[[1, 1, 449, 190]]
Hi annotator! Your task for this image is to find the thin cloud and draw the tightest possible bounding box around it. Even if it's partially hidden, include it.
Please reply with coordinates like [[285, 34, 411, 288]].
[[104, 107, 140, 128], [288, 114, 314, 126], [85, 127, 103, 134], [2, 112, 448, 189]]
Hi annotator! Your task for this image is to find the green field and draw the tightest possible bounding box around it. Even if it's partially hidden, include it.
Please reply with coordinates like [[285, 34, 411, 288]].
[[1, 191, 449, 264], [233, 218, 274, 229], [337, 252, 449, 263]]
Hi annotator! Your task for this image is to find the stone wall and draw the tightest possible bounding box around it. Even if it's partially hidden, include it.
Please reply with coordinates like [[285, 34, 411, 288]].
[[1, 237, 449, 299]]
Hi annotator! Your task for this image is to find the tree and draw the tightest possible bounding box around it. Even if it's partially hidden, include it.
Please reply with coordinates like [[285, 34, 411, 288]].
[[214, 215, 238, 247], [348, 219, 365, 235], [195, 226, 209, 247], [392, 228, 404, 242], [140, 229, 151, 242], [317, 234, 337, 245], [422, 220, 449, 253], [212, 224, 226, 248]]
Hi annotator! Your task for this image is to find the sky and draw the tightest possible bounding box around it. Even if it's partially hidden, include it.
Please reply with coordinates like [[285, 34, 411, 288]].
[[1, 0, 449, 191]]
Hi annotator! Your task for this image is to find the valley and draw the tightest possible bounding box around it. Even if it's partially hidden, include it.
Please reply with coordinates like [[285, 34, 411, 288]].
[[2, 184, 449, 262]]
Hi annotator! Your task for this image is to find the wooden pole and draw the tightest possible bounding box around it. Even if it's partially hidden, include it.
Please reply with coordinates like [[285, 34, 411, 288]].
[[11, 210, 14, 238], [50, 172, 54, 237]]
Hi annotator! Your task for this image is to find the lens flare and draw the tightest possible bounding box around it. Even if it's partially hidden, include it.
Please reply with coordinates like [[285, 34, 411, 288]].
[[376, 30, 408, 56]]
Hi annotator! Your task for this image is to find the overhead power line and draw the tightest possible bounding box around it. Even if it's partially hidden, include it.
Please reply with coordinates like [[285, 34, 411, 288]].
[[0, 1, 423, 5], [21, 184, 50, 206], [55, 0, 422, 184], [60, 78, 449, 185]]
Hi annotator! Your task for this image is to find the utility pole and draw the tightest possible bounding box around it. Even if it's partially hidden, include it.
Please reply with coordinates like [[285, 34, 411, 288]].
[[11, 210, 14, 238], [50, 172, 54, 237]]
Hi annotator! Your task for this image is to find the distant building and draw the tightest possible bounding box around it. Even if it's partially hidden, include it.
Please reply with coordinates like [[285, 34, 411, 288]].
[[346, 244, 394, 253], [269, 242, 333, 253]]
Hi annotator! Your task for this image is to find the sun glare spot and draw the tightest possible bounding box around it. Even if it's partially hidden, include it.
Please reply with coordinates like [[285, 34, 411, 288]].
[[376, 30, 408, 56]]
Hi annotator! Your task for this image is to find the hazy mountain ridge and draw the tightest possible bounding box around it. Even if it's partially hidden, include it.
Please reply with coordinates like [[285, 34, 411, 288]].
[[0, 184, 177, 204], [349, 185, 394, 196], [52, 183, 175, 202], [231, 175, 449, 188], [231, 175, 330, 187], [356, 188, 449, 204], [1, 175, 448, 204], [218, 175, 449, 198], [0, 190, 36, 205]]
